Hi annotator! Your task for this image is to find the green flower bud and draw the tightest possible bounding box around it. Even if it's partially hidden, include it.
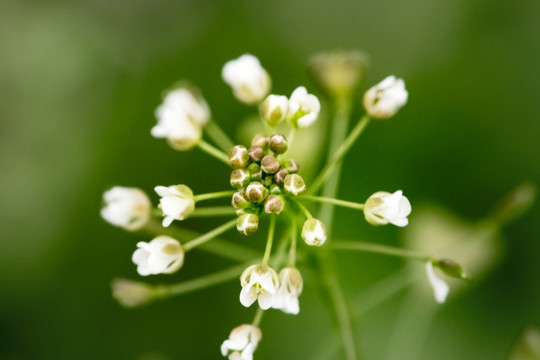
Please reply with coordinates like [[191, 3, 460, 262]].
[[251, 133, 268, 149], [268, 134, 288, 154], [261, 155, 280, 174], [245, 181, 268, 203], [232, 191, 250, 209], [283, 159, 299, 173], [236, 213, 259, 236], [301, 218, 327, 246], [264, 195, 285, 214], [274, 168, 289, 185], [249, 146, 264, 162], [247, 163, 263, 181], [262, 175, 274, 187], [436, 259, 470, 281], [228, 145, 250, 169], [269, 183, 282, 195], [284, 174, 306, 195], [230, 168, 250, 189], [260, 94, 288, 127]]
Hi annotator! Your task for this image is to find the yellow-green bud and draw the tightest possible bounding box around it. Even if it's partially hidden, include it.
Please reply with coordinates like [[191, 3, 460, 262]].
[[232, 191, 250, 209], [247, 163, 263, 181], [284, 174, 306, 195], [269, 183, 282, 195], [261, 155, 280, 174], [249, 146, 264, 162], [245, 181, 268, 203], [111, 278, 155, 308], [260, 94, 288, 127], [274, 168, 289, 185], [236, 213, 259, 235], [264, 195, 285, 214], [436, 259, 470, 281], [251, 133, 268, 149], [301, 218, 327, 246], [228, 145, 250, 169], [283, 159, 299, 173], [230, 168, 250, 189], [269, 134, 288, 154]]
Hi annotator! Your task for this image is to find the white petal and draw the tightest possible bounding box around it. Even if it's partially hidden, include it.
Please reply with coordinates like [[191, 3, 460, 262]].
[[154, 186, 171, 197], [257, 291, 273, 310], [162, 216, 174, 227], [239, 286, 257, 307], [426, 262, 450, 303]]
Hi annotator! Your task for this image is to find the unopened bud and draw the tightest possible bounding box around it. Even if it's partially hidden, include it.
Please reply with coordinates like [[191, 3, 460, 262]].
[[230, 168, 251, 189], [260, 94, 288, 127], [232, 191, 250, 209], [261, 155, 280, 174], [262, 175, 274, 187], [264, 195, 285, 214], [284, 174, 306, 195], [251, 133, 268, 149], [301, 218, 327, 246], [436, 259, 470, 281], [236, 213, 259, 235], [269, 134, 288, 154], [249, 146, 264, 162], [245, 181, 268, 203], [111, 278, 155, 308], [283, 159, 299, 173], [247, 163, 263, 181], [274, 168, 289, 185], [269, 183, 282, 195], [228, 145, 250, 169]]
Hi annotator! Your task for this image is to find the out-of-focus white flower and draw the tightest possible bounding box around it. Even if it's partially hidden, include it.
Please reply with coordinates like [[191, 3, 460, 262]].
[[101, 186, 151, 231], [363, 76, 408, 119], [425, 261, 450, 303], [111, 278, 155, 308], [221, 324, 262, 360], [152, 87, 210, 150], [132, 236, 184, 276], [301, 218, 327, 246], [287, 86, 321, 127], [364, 190, 411, 227], [239, 264, 279, 309], [260, 94, 289, 126], [271, 267, 303, 314], [222, 54, 271, 105], [154, 185, 195, 227]]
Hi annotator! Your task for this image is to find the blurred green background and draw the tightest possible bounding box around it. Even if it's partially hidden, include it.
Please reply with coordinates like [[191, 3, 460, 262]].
[[1, 0, 539, 359]]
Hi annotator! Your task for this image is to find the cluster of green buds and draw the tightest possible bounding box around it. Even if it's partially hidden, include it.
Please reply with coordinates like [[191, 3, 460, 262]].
[[229, 133, 305, 235]]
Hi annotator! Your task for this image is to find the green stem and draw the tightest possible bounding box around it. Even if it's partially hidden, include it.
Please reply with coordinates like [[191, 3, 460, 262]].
[[190, 206, 236, 217], [286, 127, 297, 153], [197, 140, 230, 165], [330, 241, 431, 262], [301, 195, 364, 211], [309, 114, 371, 195], [290, 198, 314, 219], [288, 218, 298, 267], [194, 190, 235, 202], [155, 262, 250, 298], [252, 307, 264, 327], [183, 219, 237, 251], [204, 120, 235, 152], [262, 215, 277, 265]]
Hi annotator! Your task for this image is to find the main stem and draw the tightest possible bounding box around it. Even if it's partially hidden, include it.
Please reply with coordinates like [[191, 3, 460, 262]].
[[183, 219, 237, 251], [204, 120, 235, 152], [262, 215, 276, 265]]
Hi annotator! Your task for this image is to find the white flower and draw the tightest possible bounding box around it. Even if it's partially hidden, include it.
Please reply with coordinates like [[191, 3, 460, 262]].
[[260, 94, 288, 126], [222, 54, 271, 104], [271, 267, 303, 314], [154, 185, 195, 227], [287, 86, 321, 127], [100, 186, 151, 231], [363, 76, 408, 119], [221, 324, 262, 360], [132, 236, 184, 276], [301, 218, 327, 246], [239, 264, 279, 310], [152, 87, 209, 150], [425, 261, 450, 303], [364, 190, 411, 227]]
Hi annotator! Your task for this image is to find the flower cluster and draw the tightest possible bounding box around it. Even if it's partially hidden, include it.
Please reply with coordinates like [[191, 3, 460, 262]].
[[101, 52, 471, 360]]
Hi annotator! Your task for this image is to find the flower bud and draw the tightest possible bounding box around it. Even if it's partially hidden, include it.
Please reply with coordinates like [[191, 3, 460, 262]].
[[232, 191, 250, 209], [301, 218, 327, 246], [111, 278, 155, 308], [230, 168, 251, 189], [236, 213, 259, 235], [261, 155, 280, 174], [307, 50, 368, 98], [154, 185, 195, 227], [132, 236, 184, 275], [262, 175, 274, 187], [284, 174, 306, 195], [436, 259, 470, 281], [283, 159, 299, 173], [425, 261, 449, 303], [251, 133, 268, 149], [249, 146, 264, 162], [222, 54, 271, 104], [101, 186, 151, 231], [269, 134, 288, 154], [274, 168, 289, 185], [264, 195, 285, 214], [271, 267, 303, 314], [364, 190, 411, 227], [269, 183, 282, 195], [228, 145, 250, 169], [245, 181, 268, 203], [260, 94, 288, 127], [363, 76, 408, 119], [287, 86, 321, 128], [247, 163, 263, 181]]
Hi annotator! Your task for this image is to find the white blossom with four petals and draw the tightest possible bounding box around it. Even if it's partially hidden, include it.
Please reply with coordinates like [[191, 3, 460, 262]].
[[364, 190, 411, 227], [239, 264, 279, 310], [363, 75, 408, 119], [222, 54, 271, 105], [221, 324, 262, 360], [154, 185, 195, 227], [271, 267, 303, 314], [425, 261, 450, 303], [101, 186, 151, 231], [287, 86, 321, 127], [132, 236, 184, 276]]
